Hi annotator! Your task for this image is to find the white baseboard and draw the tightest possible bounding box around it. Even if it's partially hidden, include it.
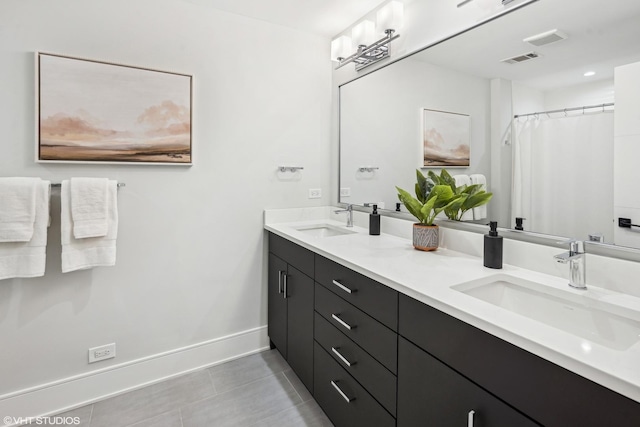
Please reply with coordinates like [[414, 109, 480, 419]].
[[0, 326, 269, 423]]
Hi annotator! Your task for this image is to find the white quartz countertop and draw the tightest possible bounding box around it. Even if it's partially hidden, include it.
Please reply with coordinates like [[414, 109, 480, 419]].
[[264, 208, 640, 403]]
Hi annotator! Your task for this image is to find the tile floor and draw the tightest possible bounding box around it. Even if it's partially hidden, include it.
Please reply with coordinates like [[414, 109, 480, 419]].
[[51, 350, 333, 427]]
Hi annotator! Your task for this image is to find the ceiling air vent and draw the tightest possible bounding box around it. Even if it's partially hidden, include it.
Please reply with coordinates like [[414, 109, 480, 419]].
[[523, 29, 568, 47], [501, 52, 540, 64]]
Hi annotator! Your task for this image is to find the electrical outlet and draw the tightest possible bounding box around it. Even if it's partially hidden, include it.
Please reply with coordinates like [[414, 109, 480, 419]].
[[89, 343, 116, 363], [340, 187, 351, 197], [308, 188, 322, 199]]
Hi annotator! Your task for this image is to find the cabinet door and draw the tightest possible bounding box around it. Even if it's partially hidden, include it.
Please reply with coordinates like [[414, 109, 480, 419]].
[[268, 254, 288, 358], [398, 337, 539, 427], [286, 265, 314, 392]]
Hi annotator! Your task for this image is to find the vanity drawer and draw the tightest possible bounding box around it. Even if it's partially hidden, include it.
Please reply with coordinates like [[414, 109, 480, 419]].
[[398, 294, 640, 427], [314, 342, 395, 427], [314, 312, 397, 416], [269, 233, 314, 278], [316, 283, 397, 373], [315, 255, 398, 331]]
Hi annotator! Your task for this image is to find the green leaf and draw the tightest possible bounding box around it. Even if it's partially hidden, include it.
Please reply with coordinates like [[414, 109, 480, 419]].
[[462, 192, 493, 211], [397, 186, 426, 223]]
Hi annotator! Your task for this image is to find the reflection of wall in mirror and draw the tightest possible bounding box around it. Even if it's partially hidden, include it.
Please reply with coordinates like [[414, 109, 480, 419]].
[[614, 61, 640, 249], [339, 57, 490, 210]]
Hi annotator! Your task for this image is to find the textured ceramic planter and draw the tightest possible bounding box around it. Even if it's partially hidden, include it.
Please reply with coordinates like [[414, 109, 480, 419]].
[[413, 224, 439, 251]]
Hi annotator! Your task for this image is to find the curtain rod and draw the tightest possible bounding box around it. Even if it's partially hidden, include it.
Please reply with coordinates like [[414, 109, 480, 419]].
[[513, 102, 614, 119]]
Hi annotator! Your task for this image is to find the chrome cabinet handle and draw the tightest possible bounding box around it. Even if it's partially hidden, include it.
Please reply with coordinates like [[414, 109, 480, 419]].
[[282, 274, 288, 299], [278, 270, 285, 294], [330, 380, 354, 403], [332, 279, 354, 294], [331, 314, 355, 330], [331, 347, 355, 367], [468, 410, 475, 427]]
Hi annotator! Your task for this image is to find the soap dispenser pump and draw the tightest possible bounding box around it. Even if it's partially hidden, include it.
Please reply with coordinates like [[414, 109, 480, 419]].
[[484, 221, 503, 269], [369, 204, 380, 235]]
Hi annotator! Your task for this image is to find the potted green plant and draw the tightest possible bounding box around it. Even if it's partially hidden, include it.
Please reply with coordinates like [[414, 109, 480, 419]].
[[396, 170, 461, 251], [426, 169, 493, 221]]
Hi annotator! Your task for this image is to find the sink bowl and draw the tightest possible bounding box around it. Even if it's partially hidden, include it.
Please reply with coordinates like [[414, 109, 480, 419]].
[[452, 274, 640, 350], [294, 223, 357, 238]]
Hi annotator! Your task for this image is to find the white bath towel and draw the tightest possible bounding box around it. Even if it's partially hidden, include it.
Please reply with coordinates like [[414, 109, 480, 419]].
[[453, 175, 474, 221], [70, 177, 109, 239], [0, 180, 50, 280], [0, 177, 39, 242], [61, 180, 118, 273], [470, 174, 488, 220]]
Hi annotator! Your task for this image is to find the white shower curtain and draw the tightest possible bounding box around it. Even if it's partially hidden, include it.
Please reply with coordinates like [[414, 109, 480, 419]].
[[512, 112, 614, 241]]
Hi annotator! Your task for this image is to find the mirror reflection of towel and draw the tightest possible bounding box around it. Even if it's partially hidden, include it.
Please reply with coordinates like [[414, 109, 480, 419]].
[[453, 175, 474, 221], [470, 174, 488, 220]]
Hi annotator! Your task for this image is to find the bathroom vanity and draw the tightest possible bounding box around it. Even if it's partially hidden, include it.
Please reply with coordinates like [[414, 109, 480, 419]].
[[265, 208, 640, 427]]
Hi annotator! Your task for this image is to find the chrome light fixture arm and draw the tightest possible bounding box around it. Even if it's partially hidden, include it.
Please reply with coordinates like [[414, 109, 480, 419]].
[[335, 30, 401, 71]]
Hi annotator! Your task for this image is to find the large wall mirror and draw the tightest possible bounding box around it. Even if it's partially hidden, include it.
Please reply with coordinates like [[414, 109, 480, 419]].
[[339, 0, 640, 250]]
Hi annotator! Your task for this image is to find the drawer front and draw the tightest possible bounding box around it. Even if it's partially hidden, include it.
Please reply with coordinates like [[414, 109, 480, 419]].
[[399, 294, 640, 427], [315, 255, 398, 331], [314, 342, 395, 427], [268, 233, 314, 278], [316, 283, 397, 374], [397, 337, 539, 427], [314, 312, 397, 416]]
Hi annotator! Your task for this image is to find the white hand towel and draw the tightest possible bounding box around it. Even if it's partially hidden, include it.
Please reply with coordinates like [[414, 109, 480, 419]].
[[470, 174, 488, 220], [62, 180, 118, 273], [453, 174, 474, 221], [0, 177, 39, 242], [70, 177, 109, 239], [0, 180, 50, 280]]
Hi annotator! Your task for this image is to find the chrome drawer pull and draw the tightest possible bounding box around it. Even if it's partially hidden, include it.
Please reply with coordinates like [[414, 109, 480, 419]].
[[332, 279, 354, 294], [331, 347, 355, 367], [331, 314, 355, 330], [331, 380, 354, 403], [468, 410, 475, 427], [282, 274, 288, 299]]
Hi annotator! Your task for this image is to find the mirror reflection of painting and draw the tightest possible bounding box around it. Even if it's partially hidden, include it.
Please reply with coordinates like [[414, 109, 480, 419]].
[[422, 109, 470, 167]]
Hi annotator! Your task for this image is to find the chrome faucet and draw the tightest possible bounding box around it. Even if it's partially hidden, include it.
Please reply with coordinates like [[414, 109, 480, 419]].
[[554, 240, 586, 289], [334, 204, 354, 227]]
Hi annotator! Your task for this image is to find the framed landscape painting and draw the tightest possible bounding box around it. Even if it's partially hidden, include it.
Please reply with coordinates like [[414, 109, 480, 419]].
[[421, 108, 470, 167], [36, 52, 192, 165]]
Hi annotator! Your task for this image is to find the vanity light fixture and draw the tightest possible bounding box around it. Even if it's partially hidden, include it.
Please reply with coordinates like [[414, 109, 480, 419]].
[[584, 71, 596, 77], [331, 1, 404, 71]]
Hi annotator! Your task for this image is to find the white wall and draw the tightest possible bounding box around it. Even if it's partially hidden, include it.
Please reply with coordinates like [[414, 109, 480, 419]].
[[340, 56, 490, 209], [0, 0, 331, 415], [614, 61, 640, 248]]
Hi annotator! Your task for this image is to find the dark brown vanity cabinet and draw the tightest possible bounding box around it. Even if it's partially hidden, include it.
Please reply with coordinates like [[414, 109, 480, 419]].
[[267, 233, 640, 427], [267, 233, 314, 392], [398, 294, 640, 427]]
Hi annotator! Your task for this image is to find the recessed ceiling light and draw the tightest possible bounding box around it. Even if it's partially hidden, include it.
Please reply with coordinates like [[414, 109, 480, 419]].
[[584, 71, 596, 77]]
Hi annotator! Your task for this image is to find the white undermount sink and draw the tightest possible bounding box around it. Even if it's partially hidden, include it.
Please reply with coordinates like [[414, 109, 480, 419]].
[[452, 274, 640, 351], [294, 223, 357, 238]]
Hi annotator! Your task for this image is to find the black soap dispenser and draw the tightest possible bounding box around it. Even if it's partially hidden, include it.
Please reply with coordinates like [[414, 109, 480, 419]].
[[484, 221, 503, 269], [369, 204, 380, 235]]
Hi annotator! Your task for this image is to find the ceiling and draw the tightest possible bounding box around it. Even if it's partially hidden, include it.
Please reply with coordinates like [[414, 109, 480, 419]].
[[182, 0, 387, 38], [412, 0, 640, 91]]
